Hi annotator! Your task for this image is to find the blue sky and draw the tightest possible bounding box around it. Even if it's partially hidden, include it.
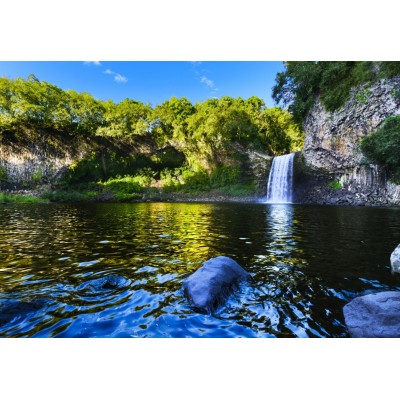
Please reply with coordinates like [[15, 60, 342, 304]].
[[0, 61, 284, 108]]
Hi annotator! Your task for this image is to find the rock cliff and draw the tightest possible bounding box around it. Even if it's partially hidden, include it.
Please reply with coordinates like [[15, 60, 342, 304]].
[[298, 76, 400, 206], [0, 130, 94, 190]]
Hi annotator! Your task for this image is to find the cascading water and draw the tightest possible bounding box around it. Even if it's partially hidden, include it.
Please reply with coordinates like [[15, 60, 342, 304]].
[[265, 153, 295, 203]]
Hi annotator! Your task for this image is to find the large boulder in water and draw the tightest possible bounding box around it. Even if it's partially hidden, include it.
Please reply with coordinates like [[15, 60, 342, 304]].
[[343, 291, 400, 337], [390, 244, 400, 274], [182, 256, 250, 314]]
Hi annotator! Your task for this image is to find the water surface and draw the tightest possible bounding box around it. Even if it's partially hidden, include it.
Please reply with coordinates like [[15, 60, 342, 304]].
[[1, 202, 399, 337]]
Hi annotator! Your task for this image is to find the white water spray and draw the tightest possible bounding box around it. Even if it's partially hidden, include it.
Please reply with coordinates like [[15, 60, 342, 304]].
[[266, 153, 295, 203]]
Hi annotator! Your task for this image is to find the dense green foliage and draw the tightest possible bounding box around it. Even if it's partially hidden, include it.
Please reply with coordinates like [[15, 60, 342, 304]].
[[0, 75, 305, 199], [0, 192, 48, 203], [0, 76, 303, 159], [272, 62, 400, 123], [0, 74, 106, 134], [360, 115, 400, 179]]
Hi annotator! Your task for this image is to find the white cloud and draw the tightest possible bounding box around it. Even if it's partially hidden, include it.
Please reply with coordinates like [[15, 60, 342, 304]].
[[102, 69, 128, 83], [200, 76, 215, 88], [84, 61, 101, 66], [114, 73, 128, 83]]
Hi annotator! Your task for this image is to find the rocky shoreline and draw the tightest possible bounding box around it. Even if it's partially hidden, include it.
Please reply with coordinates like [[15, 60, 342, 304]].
[[3, 187, 400, 207], [297, 184, 398, 207]]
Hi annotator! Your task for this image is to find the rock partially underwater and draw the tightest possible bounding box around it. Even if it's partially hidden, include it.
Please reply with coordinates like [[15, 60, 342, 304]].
[[0, 298, 49, 327], [390, 244, 400, 274], [343, 291, 400, 338], [76, 274, 130, 293], [182, 256, 250, 314]]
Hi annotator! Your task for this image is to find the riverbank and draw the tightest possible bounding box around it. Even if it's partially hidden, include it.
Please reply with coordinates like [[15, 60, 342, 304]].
[[296, 183, 399, 207], [0, 189, 260, 204], [2, 188, 400, 207]]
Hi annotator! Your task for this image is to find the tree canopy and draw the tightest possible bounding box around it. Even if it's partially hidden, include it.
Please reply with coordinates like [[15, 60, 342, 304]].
[[0, 76, 304, 165]]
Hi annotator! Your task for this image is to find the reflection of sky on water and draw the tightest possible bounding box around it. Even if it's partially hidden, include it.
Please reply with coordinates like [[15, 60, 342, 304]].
[[1, 203, 400, 338]]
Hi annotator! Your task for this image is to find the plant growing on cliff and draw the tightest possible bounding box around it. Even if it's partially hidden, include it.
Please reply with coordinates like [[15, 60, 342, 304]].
[[360, 115, 400, 178], [355, 88, 373, 104], [32, 168, 43, 185], [272, 62, 400, 123], [328, 180, 341, 190], [0, 166, 7, 183]]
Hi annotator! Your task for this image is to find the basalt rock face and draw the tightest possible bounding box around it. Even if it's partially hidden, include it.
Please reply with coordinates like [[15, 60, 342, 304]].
[[246, 150, 273, 195], [0, 129, 156, 191], [298, 76, 400, 206], [292, 151, 333, 203], [0, 130, 96, 190]]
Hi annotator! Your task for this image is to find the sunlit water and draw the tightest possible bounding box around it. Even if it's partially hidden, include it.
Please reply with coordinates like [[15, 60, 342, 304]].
[[1, 202, 399, 338]]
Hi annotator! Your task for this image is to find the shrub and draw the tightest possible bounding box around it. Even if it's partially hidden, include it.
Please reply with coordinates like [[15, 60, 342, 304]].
[[160, 166, 209, 192], [0, 192, 46, 203], [32, 168, 43, 185], [360, 115, 400, 178], [133, 168, 156, 187], [180, 168, 209, 191], [209, 165, 240, 188], [100, 175, 144, 194], [328, 180, 341, 190], [217, 182, 256, 196], [42, 190, 87, 202], [160, 168, 181, 192], [0, 166, 7, 182]]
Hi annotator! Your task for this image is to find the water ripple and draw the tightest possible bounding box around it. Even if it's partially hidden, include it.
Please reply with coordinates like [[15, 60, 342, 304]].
[[1, 202, 400, 337]]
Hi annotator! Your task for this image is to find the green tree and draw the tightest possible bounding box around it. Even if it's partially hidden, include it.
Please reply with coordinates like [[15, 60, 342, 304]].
[[151, 97, 194, 146], [65, 90, 105, 135], [185, 97, 260, 166], [256, 107, 303, 155], [0, 77, 17, 130], [97, 99, 151, 138]]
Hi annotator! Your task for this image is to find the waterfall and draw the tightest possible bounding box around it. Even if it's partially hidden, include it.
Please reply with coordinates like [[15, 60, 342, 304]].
[[266, 153, 295, 203]]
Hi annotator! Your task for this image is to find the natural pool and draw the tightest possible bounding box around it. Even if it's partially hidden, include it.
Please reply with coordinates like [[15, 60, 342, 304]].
[[0, 202, 399, 337]]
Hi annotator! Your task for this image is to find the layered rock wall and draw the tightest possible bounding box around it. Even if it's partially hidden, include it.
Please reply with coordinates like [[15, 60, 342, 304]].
[[0, 131, 96, 190], [299, 76, 400, 205]]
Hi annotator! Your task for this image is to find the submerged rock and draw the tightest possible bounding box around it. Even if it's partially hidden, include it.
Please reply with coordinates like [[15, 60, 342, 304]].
[[76, 274, 130, 293], [0, 298, 49, 326], [390, 244, 400, 274], [182, 256, 250, 314], [343, 291, 400, 338]]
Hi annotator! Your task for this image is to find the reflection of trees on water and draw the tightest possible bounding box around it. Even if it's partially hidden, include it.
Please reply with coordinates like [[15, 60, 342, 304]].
[[2, 203, 400, 337]]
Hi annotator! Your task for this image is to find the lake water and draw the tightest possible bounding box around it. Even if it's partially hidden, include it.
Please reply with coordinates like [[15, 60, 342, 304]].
[[1, 202, 399, 338]]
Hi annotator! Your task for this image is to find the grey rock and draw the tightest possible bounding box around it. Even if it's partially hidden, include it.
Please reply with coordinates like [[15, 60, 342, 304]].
[[390, 244, 400, 274], [300, 76, 400, 206], [182, 256, 250, 314], [343, 291, 400, 337]]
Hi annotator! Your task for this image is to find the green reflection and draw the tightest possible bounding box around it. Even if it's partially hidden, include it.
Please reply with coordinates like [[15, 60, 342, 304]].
[[0, 202, 400, 338]]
